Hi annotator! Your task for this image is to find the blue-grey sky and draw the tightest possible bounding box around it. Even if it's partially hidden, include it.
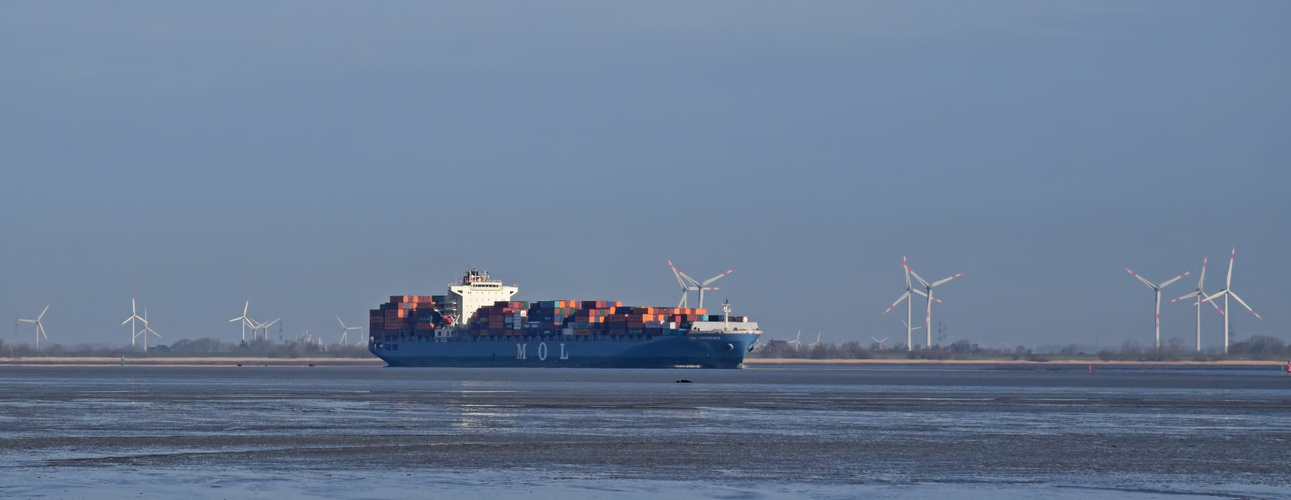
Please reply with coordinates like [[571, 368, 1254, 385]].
[[2, 1, 1288, 350]]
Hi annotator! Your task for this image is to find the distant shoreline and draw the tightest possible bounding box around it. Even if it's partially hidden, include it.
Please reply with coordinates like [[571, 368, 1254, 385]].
[[0, 357, 386, 367], [745, 358, 1287, 368]]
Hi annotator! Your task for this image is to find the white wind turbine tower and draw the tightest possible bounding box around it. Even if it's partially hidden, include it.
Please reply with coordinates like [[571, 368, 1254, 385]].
[[871, 337, 888, 350], [907, 262, 962, 349], [1202, 247, 1262, 353], [121, 297, 145, 347], [883, 256, 927, 351], [1170, 256, 1225, 352], [668, 260, 733, 309], [136, 309, 161, 352], [229, 301, 254, 342], [18, 305, 50, 349], [337, 316, 363, 344], [1124, 266, 1190, 349]]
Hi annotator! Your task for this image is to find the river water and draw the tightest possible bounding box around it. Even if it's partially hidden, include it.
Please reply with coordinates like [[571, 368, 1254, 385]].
[[1, 364, 1288, 499]]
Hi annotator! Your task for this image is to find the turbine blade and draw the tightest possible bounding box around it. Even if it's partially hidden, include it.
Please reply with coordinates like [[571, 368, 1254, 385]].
[[1201, 290, 1226, 312], [1126, 268, 1156, 289], [1159, 270, 1191, 288], [883, 292, 911, 314], [930, 272, 963, 288], [1205, 297, 1224, 315], [677, 270, 701, 287], [1226, 247, 1235, 288], [1170, 291, 1200, 303], [38, 305, 49, 320], [700, 269, 734, 287], [337, 316, 346, 328], [911, 288, 927, 297], [908, 268, 930, 288], [1226, 291, 1261, 320]]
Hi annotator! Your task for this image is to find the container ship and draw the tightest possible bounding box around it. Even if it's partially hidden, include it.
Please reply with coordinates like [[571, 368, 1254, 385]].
[[368, 269, 761, 368]]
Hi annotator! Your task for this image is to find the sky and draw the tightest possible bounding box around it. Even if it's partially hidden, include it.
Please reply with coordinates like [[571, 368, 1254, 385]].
[[1, 1, 1288, 351]]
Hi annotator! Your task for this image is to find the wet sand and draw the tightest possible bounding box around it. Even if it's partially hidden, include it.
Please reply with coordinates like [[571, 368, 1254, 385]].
[[0, 356, 384, 367], [1, 365, 1288, 498]]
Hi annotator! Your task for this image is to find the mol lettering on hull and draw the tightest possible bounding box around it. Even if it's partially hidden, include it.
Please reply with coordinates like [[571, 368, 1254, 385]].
[[515, 342, 571, 361]]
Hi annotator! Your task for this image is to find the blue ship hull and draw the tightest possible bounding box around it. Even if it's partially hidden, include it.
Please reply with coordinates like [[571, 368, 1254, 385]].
[[369, 332, 759, 368]]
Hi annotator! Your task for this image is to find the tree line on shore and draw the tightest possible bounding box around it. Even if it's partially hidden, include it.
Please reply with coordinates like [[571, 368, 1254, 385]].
[[0, 338, 373, 358], [750, 335, 1291, 362]]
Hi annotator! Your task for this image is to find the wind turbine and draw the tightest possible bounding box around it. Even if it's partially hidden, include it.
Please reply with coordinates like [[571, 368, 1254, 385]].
[[668, 260, 733, 309], [787, 330, 802, 350], [18, 305, 50, 349], [1170, 256, 1224, 352], [337, 316, 363, 344], [136, 309, 161, 352], [1124, 267, 1190, 349], [1202, 247, 1261, 353], [251, 318, 280, 341], [121, 298, 145, 347], [871, 337, 889, 350], [229, 301, 254, 342], [808, 332, 822, 349], [907, 262, 962, 349], [883, 256, 928, 351], [668, 260, 700, 308]]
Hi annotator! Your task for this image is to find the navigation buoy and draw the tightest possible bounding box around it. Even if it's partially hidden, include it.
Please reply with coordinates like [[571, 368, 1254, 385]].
[[120, 356, 125, 367], [1089, 364, 1093, 374]]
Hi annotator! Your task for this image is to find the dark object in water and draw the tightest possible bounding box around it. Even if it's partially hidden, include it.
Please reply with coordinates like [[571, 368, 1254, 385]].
[[676, 379, 692, 383]]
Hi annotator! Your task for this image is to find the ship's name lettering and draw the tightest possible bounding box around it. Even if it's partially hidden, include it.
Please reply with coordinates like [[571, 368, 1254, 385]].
[[516, 343, 569, 361]]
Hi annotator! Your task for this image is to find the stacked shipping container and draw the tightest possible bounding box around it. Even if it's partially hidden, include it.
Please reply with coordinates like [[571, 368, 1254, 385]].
[[368, 296, 710, 341], [370, 295, 449, 339]]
